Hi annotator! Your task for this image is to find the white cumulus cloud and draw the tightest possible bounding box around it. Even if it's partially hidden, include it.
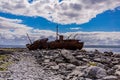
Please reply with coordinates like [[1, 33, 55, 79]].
[[0, 17, 120, 46], [0, 0, 120, 24], [0, 17, 56, 45], [64, 32, 120, 45]]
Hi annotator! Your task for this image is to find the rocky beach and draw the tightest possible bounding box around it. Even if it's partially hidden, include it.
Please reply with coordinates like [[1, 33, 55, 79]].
[[0, 49, 120, 80]]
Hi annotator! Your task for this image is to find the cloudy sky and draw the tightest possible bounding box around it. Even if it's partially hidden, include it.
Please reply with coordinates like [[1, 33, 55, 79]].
[[0, 0, 120, 45]]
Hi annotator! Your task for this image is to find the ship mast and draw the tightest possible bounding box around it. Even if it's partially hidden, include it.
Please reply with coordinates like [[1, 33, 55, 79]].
[[26, 33, 32, 44]]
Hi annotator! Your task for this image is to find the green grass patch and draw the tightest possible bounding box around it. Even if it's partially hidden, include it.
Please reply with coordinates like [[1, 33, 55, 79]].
[[0, 55, 12, 71]]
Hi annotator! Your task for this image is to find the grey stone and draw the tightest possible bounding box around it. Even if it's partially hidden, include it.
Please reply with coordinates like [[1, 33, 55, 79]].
[[66, 64, 76, 70], [61, 50, 80, 66], [7, 79, 14, 80], [44, 59, 50, 63], [50, 65, 59, 70], [104, 51, 113, 56], [84, 66, 107, 79], [115, 71, 120, 76], [0, 71, 11, 78], [97, 63, 105, 69], [55, 58, 64, 63], [66, 70, 84, 80], [94, 58, 101, 62], [103, 75, 118, 80], [114, 65, 120, 70], [107, 69, 115, 75], [88, 53, 95, 57], [75, 55, 84, 60]]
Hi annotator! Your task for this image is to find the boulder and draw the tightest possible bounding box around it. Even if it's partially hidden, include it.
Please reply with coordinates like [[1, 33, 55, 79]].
[[112, 61, 119, 65], [113, 54, 120, 58], [66, 66, 89, 79], [75, 55, 84, 60], [115, 71, 120, 76], [58, 63, 67, 72], [66, 70, 84, 80], [44, 59, 50, 63], [50, 65, 59, 70], [113, 65, 120, 70], [83, 66, 107, 79], [107, 69, 115, 75], [60, 50, 80, 66], [55, 58, 64, 63], [66, 64, 76, 70], [104, 51, 113, 56], [94, 58, 101, 62], [97, 63, 105, 69]]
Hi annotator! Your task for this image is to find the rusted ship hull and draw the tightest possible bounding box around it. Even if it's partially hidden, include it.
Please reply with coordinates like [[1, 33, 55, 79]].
[[48, 41, 84, 50], [26, 40, 84, 50]]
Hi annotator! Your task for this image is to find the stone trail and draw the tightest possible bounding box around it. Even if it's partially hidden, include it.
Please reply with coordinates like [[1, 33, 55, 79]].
[[0, 52, 62, 80]]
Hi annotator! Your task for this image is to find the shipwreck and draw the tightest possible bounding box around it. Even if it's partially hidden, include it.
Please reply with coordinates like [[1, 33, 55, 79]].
[[26, 26, 84, 50]]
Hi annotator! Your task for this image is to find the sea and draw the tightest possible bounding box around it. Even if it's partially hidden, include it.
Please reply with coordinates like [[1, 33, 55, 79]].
[[0, 45, 120, 54], [84, 45, 120, 54]]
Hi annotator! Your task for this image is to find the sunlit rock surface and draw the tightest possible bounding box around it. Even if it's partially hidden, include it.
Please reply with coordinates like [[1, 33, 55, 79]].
[[0, 49, 120, 80]]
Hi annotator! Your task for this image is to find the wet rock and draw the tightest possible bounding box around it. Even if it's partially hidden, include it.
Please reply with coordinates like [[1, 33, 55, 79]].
[[83, 66, 107, 79], [103, 75, 118, 80]]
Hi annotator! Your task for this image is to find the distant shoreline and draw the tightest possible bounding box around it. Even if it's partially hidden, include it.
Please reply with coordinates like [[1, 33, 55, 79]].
[[84, 45, 120, 48], [0, 45, 120, 48], [0, 45, 26, 48]]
